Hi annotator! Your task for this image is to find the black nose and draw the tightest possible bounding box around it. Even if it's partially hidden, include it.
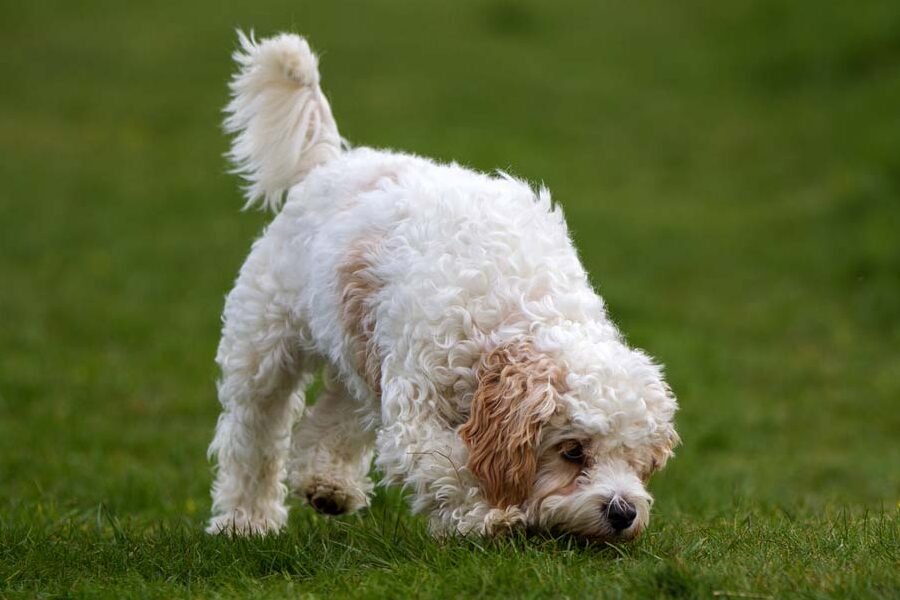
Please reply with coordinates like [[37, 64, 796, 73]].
[[605, 499, 637, 531]]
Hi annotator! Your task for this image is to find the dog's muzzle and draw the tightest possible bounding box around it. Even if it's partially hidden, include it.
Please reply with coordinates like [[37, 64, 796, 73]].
[[603, 496, 637, 532]]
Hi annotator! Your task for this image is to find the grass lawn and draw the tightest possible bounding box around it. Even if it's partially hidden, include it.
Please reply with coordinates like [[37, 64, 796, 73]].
[[1, 0, 898, 597]]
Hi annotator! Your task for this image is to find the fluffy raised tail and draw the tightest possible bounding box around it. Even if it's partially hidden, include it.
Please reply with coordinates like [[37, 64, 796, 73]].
[[224, 31, 342, 212]]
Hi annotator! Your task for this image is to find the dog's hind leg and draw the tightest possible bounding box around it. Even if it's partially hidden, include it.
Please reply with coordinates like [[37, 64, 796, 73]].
[[206, 245, 318, 536], [288, 366, 375, 516]]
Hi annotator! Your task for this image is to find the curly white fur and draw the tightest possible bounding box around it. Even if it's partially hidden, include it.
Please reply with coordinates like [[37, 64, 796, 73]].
[[206, 31, 679, 540], [224, 31, 342, 211]]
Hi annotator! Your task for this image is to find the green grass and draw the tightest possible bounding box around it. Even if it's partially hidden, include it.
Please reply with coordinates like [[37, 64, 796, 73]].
[[1, 0, 898, 598]]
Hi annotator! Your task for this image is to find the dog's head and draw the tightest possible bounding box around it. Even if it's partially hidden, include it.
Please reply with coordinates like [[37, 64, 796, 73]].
[[460, 335, 679, 541]]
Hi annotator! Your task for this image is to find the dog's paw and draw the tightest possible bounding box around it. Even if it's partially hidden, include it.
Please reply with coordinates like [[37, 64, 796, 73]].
[[206, 509, 283, 536], [483, 506, 527, 537], [298, 476, 371, 516]]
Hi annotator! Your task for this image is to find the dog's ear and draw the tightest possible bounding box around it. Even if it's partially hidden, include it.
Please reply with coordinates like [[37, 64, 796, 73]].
[[460, 341, 564, 508], [642, 383, 680, 482], [653, 423, 681, 471], [644, 422, 680, 481]]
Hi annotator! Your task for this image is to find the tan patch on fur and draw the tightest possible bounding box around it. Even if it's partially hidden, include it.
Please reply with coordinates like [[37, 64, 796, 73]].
[[338, 234, 384, 394], [528, 441, 587, 514], [459, 340, 566, 508], [644, 426, 680, 482], [631, 424, 680, 483], [532, 467, 582, 514]]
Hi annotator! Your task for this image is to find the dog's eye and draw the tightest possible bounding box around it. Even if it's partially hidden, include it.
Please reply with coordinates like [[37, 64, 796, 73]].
[[561, 443, 585, 463]]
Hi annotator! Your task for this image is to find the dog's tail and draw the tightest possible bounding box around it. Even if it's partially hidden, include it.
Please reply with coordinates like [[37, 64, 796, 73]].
[[224, 31, 342, 212]]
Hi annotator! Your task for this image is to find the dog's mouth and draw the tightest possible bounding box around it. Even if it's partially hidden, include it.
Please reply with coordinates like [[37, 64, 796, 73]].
[[526, 493, 647, 543], [525, 522, 643, 546], [523, 518, 644, 544]]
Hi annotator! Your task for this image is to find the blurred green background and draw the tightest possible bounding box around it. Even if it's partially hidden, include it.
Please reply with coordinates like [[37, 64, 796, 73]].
[[1, 1, 898, 597]]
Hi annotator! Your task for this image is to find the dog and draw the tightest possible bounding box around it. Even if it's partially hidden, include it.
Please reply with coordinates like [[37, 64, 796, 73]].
[[206, 31, 679, 541]]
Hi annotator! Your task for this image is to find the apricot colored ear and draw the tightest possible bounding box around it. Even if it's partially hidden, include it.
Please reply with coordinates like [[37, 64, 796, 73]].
[[460, 341, 563, 507]]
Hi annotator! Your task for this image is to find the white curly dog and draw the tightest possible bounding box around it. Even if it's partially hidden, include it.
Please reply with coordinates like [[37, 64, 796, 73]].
[[206, 31, 679, 541]]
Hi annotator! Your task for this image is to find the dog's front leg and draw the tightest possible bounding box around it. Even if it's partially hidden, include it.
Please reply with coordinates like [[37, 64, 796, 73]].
[[374, 379, 526, 538]]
